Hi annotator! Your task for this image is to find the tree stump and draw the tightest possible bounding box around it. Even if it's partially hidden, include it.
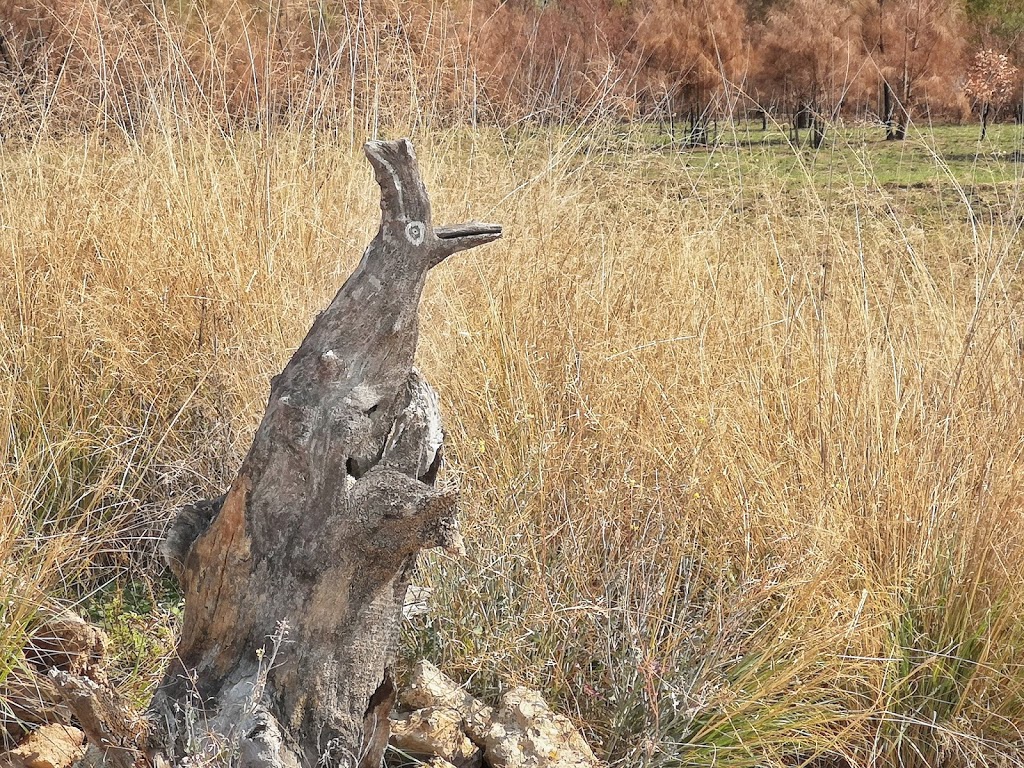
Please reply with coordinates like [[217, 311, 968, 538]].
[[147, 138, 501, 768]]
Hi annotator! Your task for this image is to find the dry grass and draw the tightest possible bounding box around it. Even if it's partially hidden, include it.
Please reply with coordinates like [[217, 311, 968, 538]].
[[409, 130, 1024, 766], [2, 122, 1024, 766]]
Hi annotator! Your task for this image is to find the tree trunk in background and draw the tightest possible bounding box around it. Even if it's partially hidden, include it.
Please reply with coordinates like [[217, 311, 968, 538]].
[[147, 139, 502, 768], [981, 101, 991, 140], [811, 108, 825, 149], [689, 106, 709, 146], [667, 92, 675, 145], [792, 103, 808, 146], [883, 80, 898, 140], [892, 103, 907, 140], [892, 62, 910, 141], [796, 103, 811, 130]]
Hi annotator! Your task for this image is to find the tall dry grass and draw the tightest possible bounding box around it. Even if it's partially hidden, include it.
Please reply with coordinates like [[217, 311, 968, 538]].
[[0, 9, 1022, 759], [2, 10, 1024, 768], [407, 131, 1024, 766], [1, 121, 1023, 765]]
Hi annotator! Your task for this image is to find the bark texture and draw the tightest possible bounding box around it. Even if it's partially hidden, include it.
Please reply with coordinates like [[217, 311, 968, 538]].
[[148, 138, 501, 768]]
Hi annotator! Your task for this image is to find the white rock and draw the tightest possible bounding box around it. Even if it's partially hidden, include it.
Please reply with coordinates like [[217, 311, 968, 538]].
[[390, 706, 482, 768], [400, 661, 493, 736], [395, 662, 602, 768], [478, 687, 600, 768]]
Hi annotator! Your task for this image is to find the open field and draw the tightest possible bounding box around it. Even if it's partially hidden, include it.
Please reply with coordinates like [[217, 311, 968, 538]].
[[3, 122, 1024, 766], [586, 120, 1024, 186]]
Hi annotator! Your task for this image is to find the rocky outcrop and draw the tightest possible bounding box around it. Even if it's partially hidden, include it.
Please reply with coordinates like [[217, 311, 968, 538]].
[[1, 668, 74, 747], [2, 609, 111, 750], [476, 687, 600, 768], [1, 608, 141, 768], [22, 611, 108, 681], [2, 607, 601, 768], [390, 706, 482, 768], [392, 661, 601, 768], [2, 722, 85, 768]]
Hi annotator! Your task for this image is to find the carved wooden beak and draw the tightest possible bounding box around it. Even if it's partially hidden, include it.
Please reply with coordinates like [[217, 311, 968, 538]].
[[434, 221, 503, 260]]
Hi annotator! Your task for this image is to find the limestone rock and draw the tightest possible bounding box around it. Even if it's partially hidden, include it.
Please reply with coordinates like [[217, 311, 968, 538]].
[[49, 671, 143, 768], [1, 668, 73, 746], [3, 609, 109, 748], [23, 610, 108, 682], [400, 661, 493, 737], [3, 724, 86, 768], [394, 663, 602, 768], [390, 706, 482, 768], [67, 744, 106, 768], [477, 688, 600, 768]]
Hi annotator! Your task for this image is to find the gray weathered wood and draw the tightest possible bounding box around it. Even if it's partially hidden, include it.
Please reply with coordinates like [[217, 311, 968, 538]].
[[148, 138, 500, 768]]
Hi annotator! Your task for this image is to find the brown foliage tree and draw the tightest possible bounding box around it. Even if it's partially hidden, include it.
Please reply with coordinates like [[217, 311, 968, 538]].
[[468, 0, 636, 122], [632, 0, 747, 144], [0, 0, 155, 134], [0, 0, 475, 135], [856, 0, 967, 139], [755, 0, 870, 146], [964, 48, 1019, 138], [170, 0, 474, 130]]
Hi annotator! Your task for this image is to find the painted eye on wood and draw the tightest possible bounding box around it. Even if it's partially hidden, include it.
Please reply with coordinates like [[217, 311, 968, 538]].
[[405, 220, 425, 245]]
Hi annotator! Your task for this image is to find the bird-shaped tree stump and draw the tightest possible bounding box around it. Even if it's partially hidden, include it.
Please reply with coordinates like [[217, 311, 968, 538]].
[[147, 139, 502, 768]]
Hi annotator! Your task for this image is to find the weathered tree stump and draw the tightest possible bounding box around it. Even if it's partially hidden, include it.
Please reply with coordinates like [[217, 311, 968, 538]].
[[147, 139, 501, 768]]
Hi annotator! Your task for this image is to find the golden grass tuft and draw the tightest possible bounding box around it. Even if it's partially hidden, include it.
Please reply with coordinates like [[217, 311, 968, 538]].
[[1, 124, 1024, 765]]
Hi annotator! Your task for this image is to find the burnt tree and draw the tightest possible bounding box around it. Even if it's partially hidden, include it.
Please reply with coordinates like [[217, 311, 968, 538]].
[[147, 138, 501, 768]]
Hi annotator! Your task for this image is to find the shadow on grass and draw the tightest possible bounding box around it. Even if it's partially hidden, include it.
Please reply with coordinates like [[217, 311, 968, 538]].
[[940, 150, 1024, 163]]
